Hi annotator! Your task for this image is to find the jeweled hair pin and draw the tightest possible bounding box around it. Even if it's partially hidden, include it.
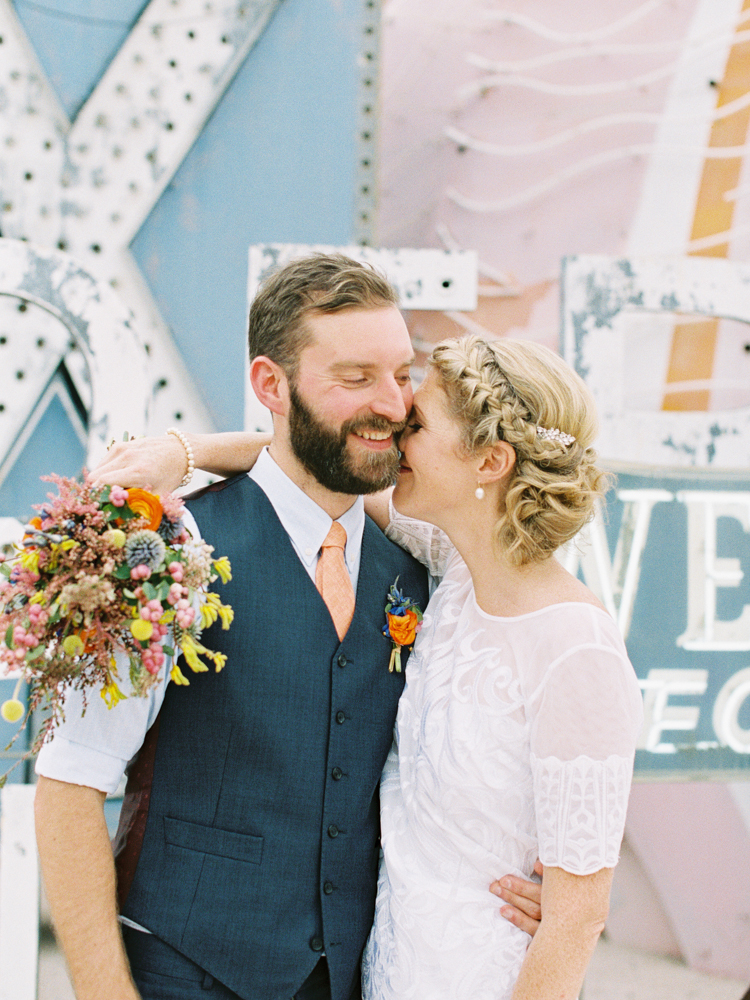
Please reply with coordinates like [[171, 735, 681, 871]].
[[536, 426, 576, 447]]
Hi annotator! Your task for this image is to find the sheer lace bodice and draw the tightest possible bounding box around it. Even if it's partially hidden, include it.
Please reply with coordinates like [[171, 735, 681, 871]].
[[361, 507, 643, 1000]]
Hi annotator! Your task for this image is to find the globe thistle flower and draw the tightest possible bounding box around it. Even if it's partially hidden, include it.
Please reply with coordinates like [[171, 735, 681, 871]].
[[157, 515, 184, 543], [124, 530, 166, 571]]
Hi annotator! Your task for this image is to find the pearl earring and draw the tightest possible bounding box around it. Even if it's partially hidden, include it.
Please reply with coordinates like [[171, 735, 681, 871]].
[[475, 485, 485, 500]]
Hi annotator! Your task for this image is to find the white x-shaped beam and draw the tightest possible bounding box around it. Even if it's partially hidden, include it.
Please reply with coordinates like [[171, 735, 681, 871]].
[[0, 0, 281, 432]]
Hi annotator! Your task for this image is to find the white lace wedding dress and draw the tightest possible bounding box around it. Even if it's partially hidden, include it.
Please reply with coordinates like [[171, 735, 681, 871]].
[[361, 509, 643, 1000]]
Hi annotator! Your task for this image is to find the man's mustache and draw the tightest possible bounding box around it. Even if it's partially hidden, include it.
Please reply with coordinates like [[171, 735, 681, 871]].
[[344, 416, 407, 438]]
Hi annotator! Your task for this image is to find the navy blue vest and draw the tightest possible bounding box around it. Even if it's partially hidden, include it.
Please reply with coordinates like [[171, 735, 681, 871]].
[[114, 475, 428, 1000]]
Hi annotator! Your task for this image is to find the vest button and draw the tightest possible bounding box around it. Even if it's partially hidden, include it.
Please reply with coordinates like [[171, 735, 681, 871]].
[[335, 711, 346, 724], [323, 881, 334, 895], [331, 767, 343, 780], [327, 824, 339, 838], [337, 653, 347, 667], [310, 936, 324, 952]]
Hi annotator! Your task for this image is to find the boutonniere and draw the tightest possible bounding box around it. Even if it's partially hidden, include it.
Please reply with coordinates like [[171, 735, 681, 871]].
[[382, 576, 423, 673]]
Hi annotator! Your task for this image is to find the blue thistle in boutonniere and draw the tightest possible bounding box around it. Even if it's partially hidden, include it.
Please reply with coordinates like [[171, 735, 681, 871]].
[[382, 576, 423, 673]]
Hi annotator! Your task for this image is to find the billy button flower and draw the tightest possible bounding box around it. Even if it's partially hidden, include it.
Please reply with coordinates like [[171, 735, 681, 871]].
[[1, 698, 24, 723], [103, 528, 127, 548], [382, 576, 423, 673], [1, 676, 25, 723]]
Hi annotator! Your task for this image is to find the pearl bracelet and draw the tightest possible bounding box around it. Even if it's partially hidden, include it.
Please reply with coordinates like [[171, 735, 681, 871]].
[[166, 427, 195, 488]]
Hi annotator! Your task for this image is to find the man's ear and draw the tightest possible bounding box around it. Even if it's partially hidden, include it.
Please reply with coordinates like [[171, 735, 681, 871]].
[[477, 441, 516, 485], [250, 356, 289, 416]]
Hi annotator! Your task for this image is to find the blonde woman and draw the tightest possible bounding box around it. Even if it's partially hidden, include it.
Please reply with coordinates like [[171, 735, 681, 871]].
[[94, 336, 642, 1000], [358, 337, 642, 1000]]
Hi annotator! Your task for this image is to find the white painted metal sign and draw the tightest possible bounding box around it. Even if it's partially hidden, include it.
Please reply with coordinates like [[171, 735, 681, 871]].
[[0, 0, 283, 434], [248, 244, 479, 312], [0, 238, 151, 469], [0, 785, 38, 1000]]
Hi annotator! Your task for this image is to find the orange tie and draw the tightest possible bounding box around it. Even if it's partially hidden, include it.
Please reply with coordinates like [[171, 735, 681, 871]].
[[315, 522, 355, 641]]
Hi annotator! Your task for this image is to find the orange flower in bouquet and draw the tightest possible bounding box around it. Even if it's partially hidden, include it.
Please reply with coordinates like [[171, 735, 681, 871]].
[[125, 489, 163, 531]]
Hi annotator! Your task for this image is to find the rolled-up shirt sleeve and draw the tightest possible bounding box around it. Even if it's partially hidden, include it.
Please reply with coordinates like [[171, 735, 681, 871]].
[[35, 655, 170, 793]]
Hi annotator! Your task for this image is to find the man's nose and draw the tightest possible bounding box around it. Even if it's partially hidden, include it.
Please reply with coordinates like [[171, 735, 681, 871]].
[[370, 376, 408, 423]]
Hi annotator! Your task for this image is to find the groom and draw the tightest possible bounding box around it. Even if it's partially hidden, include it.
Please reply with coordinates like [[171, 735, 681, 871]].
[[34, 254, 539, 1000]]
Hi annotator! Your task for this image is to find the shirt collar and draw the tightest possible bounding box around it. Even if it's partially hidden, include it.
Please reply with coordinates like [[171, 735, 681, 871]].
[[249, 447, 365, 572]]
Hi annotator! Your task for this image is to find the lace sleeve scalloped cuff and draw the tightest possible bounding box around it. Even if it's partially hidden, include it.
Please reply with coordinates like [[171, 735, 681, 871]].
[[531, 751, 635, 875]]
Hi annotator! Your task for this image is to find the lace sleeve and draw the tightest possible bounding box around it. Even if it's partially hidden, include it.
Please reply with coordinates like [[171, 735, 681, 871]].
[[527, 617, 644, 875], [384, 498, 454, 579]]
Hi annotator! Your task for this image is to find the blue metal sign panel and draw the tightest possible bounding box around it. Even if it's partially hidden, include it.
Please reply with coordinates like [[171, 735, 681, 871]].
[[600, 468, 750, 778]]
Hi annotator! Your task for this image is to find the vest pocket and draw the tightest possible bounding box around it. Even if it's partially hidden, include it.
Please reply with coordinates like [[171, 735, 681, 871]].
[[163, 816, 263, 865]]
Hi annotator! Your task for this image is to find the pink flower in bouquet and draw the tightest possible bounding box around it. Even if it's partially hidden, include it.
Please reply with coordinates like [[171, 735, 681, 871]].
[[109, 485, 128, 507]]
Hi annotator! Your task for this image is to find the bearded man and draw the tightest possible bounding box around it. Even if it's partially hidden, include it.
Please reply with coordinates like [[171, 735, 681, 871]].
[[34, 255, 539, 1000]]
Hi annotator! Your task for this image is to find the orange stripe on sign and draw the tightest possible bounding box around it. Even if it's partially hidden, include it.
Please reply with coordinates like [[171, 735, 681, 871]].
[[663, 1, 750, 412]]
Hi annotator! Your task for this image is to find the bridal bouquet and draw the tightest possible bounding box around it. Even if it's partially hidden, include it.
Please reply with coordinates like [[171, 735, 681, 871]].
[[0, 476, 233, 766]]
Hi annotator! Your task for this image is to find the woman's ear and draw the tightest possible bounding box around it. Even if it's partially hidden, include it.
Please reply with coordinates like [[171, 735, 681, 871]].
[[249, 356, 289, 416], [477, 441, 516, 484]]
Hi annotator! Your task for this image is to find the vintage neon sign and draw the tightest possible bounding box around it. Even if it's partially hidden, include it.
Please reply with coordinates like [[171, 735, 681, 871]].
[[562, 254, 750, 776]]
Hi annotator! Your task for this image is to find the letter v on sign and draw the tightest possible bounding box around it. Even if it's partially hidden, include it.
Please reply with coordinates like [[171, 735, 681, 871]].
[[0, 0, 282, 430], [559, 489, 673, 640]]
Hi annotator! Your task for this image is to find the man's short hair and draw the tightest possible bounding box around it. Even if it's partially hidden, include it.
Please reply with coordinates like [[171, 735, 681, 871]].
[[248, 253, 399, 379]]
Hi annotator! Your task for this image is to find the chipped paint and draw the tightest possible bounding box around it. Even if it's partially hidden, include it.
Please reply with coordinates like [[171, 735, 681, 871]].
[[561, 254, 750, 469], [0, 239, 150, 477]]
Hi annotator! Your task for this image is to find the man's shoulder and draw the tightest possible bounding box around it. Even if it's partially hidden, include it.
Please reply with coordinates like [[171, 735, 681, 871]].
[[183, 475, 273, 544], [183, 473, 253, 505]]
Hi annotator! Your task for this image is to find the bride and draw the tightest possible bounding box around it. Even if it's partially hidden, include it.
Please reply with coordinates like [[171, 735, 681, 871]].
[[95, 335, 643, 1000]]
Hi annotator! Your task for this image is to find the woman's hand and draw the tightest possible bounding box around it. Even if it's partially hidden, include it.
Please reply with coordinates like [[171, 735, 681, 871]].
[[89, 431, 272, 495], [490, 859, 543, 936], [89, 436, 189, 494]]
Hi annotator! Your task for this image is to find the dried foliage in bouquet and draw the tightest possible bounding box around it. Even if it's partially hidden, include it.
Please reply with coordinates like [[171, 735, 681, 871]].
[[0, 476, 233, 782]]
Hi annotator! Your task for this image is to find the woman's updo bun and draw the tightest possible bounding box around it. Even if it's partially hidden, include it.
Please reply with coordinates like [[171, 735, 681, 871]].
[[429, 336, 610, 566]]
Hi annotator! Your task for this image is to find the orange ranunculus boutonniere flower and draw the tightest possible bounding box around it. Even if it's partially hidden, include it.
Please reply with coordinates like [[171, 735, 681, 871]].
[[387, 609, 419, 646], [382, 577, 423, 673], [126, 489, 163, 531]]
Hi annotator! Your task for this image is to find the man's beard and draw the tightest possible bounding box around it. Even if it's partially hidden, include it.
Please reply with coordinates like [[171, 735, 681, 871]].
[[288, 383, 402, 495]]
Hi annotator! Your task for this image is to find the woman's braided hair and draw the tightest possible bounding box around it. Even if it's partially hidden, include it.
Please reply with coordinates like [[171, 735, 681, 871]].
[[429, 336, 610, 566]]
